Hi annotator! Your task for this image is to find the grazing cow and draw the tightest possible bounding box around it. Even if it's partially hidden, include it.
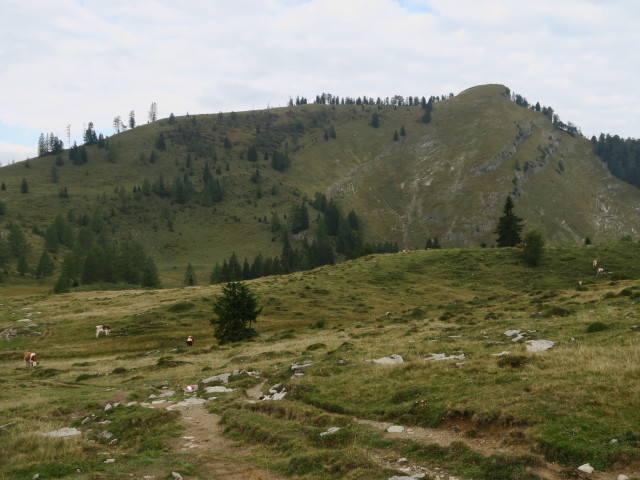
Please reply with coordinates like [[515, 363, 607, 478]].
[[596, 267, 605, 276], [95, 324, 111, 338], [186, 335, 194, 347], [24, 351, 38, 368]]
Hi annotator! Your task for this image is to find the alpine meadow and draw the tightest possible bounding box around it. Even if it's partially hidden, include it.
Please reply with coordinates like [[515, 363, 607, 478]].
[[1, 84, 640, 480]]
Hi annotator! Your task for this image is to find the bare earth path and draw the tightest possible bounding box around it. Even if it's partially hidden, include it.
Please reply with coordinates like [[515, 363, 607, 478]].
[[356, 418, 640, 480], [169, 403, 287, 480], [132, 393, 639, 480]]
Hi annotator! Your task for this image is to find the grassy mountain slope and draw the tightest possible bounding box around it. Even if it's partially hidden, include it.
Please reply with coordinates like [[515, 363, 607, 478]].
[[1, 84, 639, 287], [1, 244, 640, 479]]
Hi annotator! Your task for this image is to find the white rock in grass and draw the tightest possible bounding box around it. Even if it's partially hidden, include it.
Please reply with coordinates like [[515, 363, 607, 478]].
[[577, 463, 594, 473], [371, 354, 404, 365], [103, 458, 115, 463], [425, 353, 465, 361], [388, 475, 425, 480], [387, 425, 405, 433], [171, 472, 184, 480], [204, 386, 234, 393], [319, 427, 341, 437], [526, 340, 556, 352], [41, 427, 81, 437], [617, 475, 629, 480]]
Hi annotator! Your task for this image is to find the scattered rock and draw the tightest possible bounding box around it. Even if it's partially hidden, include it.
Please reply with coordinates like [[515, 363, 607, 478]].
[[504, 329, 525, 342], [618, 475, 629, 480], [204, 386, 234, 393], [171, 472, 184, 480], [166, 397, 208, 409], [201, 369, 260, 384], [98, 431, 113, 440], [388, 474, 425, 480], [319, 427, 341, 437], [291, 361, 314, 371], [387, 425, 405, 433], [491, 351, 511, 356], [149, 390, 176, 399], [103, 458, 115, 463], [425, 353, 465, 361], [526, 340, 556, 352], [260, 383, 287, 401], [32, 474, 39, 480], [577, 463, 594, 474], [104, 403, 113, 412], [370, 354, 404, 365], [41, 427, 81, 437], [610, 438, 619, 444]]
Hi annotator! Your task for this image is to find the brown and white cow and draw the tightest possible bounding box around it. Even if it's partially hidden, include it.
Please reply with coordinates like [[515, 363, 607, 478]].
[[96, 324, 111, 338], [186, 335, 194, 347], [24, 351, 38, 368]]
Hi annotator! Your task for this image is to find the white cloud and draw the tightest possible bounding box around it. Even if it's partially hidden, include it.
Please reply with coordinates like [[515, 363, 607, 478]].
[[1, 0, 639, 164]]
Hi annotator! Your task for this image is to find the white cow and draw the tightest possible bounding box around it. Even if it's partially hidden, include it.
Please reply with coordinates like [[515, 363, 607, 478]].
[[596, 267, 605, 275], [96, 324, 111, 338], [24, 351, 38, 368]]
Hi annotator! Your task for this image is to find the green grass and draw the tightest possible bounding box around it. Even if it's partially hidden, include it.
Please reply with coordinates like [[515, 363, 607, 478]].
[[2, 244, 640, 478]]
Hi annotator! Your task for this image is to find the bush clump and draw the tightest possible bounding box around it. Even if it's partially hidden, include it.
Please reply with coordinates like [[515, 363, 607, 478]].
[[585, 321, 609, 333]]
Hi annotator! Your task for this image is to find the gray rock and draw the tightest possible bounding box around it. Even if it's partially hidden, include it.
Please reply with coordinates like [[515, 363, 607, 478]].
[[204, 386, 234, 393], [171, 471, 184, 479], [371, 354, 404, 365], [387, 425, 405, 433], [617, 475, 629, 480], [526, 340, 556, 352], [291, 361, 314, 371], [425, 353, 465, 361], [319, 427, 341, 437], [41, 427, 81, 437], [98, 431, 113, 440], [103, 458, 115, 463], [577, 463, 594, 474]]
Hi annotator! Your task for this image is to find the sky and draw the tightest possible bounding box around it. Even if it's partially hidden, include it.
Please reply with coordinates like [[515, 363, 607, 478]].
[[1, 0, 639, 165]]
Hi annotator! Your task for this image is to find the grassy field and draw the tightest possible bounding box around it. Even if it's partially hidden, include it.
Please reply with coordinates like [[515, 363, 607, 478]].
[[1, 242, 640, 479]]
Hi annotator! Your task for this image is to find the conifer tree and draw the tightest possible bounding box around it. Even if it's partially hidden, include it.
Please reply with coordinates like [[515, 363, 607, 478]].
[[494, 196, 524, 247], [184, 262, 197, 286], [35, 250, 55, 278], [210, 281, 261, 344]]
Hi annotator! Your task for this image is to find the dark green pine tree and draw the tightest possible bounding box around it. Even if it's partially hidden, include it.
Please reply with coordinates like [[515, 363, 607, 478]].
[[494, 196, 524, 247], [184, 262, 197, 286], [35, 250, 55, 278], [371, 112, 380, 128], [210, 281, 261, 344], [280, 231, 296, 273]]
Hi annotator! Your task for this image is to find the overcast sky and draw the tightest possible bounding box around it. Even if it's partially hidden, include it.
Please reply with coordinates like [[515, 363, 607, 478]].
[[1, 0, 639, 165]]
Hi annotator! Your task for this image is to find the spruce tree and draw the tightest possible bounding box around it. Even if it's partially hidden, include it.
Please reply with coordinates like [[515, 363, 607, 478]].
[[494, 196, 524, 247], [184, 263, 197, 286], [210, 281, 261, 344]]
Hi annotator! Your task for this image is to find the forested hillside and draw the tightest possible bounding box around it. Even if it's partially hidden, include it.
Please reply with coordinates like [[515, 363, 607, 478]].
[[1, 84, 640, 289]]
